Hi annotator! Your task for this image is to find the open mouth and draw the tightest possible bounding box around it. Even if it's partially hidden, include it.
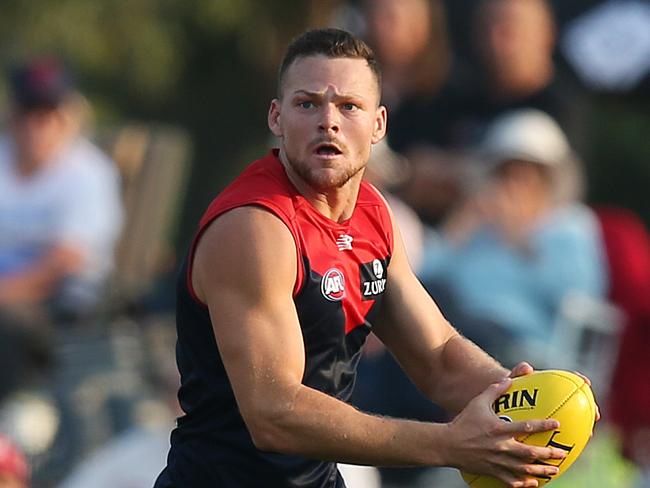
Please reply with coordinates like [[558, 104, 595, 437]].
[[314, 143, 342, 157]]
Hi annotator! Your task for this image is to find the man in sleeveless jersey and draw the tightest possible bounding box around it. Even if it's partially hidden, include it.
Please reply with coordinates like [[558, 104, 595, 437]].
[[154, 29, 572, 488]]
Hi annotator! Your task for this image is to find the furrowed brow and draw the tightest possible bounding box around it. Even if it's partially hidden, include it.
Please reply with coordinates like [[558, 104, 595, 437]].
[[292, 89, 322, 99]]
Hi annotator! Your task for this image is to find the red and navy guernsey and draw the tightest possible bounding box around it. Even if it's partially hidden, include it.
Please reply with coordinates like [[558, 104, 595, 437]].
[[155, 149, 393, 488]]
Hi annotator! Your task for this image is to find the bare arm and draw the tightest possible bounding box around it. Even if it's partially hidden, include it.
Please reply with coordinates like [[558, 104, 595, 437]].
[[192, 206, 455, 467], [371, 209, 568, 486], [376, 208, 509, 414], [193, 206, 564, 486]]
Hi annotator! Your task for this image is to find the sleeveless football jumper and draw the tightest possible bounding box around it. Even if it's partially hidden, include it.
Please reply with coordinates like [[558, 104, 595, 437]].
[[155, 150, 393, 487]]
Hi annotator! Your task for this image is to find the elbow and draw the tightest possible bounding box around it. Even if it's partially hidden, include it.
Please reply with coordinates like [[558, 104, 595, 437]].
[[247, 422, 275, 452], [248, 422, 287, 452], [243, 402, 297, 453]]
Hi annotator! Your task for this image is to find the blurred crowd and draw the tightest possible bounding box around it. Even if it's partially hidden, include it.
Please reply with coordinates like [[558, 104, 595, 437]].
[[0, 0, 649, 487]]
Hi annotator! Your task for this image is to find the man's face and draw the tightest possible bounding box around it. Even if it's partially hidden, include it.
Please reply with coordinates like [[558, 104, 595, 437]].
[[268, 55, 387, 193]]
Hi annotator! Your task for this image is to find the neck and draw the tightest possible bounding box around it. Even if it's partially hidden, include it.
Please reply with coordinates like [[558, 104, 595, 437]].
[[279, 150, 364, 223]]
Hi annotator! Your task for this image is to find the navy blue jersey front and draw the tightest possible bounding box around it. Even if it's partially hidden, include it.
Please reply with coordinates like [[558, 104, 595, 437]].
[[155, 151, 393, 487]]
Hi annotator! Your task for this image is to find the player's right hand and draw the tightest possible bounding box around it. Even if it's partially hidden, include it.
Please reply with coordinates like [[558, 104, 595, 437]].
[[443, 378, 567, 488]]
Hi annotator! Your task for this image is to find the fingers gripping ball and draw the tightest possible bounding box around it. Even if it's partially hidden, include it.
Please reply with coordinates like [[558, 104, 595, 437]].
[[462, 370, 596, 487]]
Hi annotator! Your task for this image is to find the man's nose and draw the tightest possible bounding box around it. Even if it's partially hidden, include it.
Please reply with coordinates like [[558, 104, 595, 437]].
[[318, 104, 340, 133]]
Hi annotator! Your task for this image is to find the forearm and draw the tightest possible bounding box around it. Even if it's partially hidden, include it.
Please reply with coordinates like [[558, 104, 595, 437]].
[[376, 276, 507, 415], [429, 333, 508, 414], [253, 383, 452, 468]]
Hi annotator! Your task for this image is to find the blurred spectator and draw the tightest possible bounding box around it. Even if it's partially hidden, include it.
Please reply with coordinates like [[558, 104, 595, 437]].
[[469, 0, 567, 123], [0, 58, 123, 314], [360, 0, 451, 112], [358, 0, 462, 228], [0, 58, 123, 400], [437, 0, 581, 145], [392, 0, 587, 226], [420, 109, 607, 367], [596, 206, 650, 483], [0, 434, 28, 488]]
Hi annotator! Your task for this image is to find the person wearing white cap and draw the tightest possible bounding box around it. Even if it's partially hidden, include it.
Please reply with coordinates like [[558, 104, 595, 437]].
[[419, 109, 608, 367]]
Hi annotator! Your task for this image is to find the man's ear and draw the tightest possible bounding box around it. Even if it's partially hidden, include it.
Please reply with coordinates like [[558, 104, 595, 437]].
[[268, 99, 282, 137], [371, 105, 388, 144]]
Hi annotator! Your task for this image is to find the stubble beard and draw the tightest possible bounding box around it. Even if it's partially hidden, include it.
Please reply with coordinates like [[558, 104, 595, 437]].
[[285, 152, 365, 193]]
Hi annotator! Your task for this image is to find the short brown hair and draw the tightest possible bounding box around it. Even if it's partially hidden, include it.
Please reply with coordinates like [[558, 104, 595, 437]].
[[278, 28, 381, 98]]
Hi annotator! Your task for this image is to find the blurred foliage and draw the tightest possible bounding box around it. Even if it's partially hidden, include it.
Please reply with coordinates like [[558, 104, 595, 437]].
[[0, 0, 647, 239], [0, 0, 345, 251], [0, 0, 343, 113], [586, 96, 650, 226]]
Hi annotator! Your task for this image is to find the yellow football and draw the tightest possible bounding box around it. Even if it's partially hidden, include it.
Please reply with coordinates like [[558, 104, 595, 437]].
[[462, 370, 596, 487]]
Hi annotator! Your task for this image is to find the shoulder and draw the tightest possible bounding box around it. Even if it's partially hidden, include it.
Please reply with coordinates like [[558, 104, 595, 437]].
[[358, 180, 388, 206], [200, 151, 297, 233], [545, 203, 600, 233], [192, 206, 298, 302], [358, 181, 395, 250], [357, 180, 395, 224], [536, 203, 603, 249], [200, 205, 295, 245]]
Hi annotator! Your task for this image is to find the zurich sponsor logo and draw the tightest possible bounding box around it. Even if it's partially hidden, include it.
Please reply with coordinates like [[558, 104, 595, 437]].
[[321, 268, 346, 301], [360, 258, 388, 301], [372, 259, 383, 279]]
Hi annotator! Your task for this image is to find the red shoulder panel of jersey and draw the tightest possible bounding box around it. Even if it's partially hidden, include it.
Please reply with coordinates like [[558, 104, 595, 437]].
[[185, 149, 394, 323], [358, 180, 394, 256], [198, 151, 297, 231], [187, 150, 305, 303]]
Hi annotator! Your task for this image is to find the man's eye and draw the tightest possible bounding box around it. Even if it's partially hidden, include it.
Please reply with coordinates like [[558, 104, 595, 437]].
[[342, 103, 358, 111], [299, 101, 314, 109]]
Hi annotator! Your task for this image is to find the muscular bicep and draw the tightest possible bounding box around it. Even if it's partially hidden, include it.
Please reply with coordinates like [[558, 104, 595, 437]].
[[192, 206, 305, 434]]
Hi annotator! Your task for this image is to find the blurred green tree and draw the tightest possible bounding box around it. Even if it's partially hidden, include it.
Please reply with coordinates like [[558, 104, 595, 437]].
[[3, 0, 645, 238], [0, 0, 344, 252]]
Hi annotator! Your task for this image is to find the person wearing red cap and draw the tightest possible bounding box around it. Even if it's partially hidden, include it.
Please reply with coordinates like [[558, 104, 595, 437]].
[[0, 435, 28, 488]]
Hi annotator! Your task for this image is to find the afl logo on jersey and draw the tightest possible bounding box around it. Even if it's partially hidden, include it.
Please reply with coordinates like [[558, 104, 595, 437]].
[[321, 268, 346, 301]]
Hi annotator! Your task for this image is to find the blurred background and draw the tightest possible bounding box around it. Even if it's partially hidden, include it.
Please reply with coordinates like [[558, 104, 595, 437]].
[[0, 0, 648, 487]]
